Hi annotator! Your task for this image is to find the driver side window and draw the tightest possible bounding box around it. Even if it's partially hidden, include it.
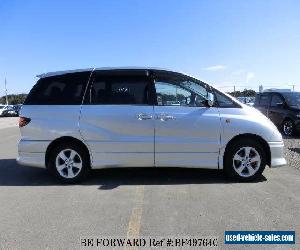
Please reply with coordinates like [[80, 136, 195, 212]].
[[155, 77, 208, 107]]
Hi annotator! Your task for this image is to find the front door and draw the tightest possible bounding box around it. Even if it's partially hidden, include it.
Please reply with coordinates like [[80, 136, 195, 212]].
[[80, 71, 154, 168], [153, 73, 221, 169]]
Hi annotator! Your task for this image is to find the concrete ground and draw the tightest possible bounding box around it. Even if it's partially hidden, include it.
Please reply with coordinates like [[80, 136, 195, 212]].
[[0, 120, 299, 249], [0, 117, 18, 129]]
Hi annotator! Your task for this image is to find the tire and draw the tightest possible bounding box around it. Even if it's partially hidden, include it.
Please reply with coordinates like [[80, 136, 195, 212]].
[[47, 142, 90, 184], [224, 138, 266, 181], [282, 119, 294, 136]]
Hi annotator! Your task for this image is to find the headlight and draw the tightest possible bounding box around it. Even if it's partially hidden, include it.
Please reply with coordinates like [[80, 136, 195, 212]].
[[296, 113, 300, 118]]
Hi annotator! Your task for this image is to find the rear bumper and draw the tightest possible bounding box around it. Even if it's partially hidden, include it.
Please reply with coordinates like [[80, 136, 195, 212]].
[[17, 152, 46, 168], [17, 139, 49, 168], [268, 141, 287, 168]]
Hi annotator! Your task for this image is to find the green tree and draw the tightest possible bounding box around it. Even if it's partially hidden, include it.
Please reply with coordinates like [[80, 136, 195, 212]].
[[0, 94, 28, 105], [229, 89, 256, 97]]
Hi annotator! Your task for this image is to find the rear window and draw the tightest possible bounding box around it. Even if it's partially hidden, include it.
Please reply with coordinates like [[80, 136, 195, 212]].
[[24, 72, 91, 105]]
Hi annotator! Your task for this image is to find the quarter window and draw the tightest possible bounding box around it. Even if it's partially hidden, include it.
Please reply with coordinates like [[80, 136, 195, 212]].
[[214, 90, 237, 108], [24, 72, 90, 105]]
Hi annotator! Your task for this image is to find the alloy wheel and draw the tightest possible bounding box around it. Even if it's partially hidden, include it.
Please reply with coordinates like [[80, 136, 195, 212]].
[[232, 147, 261, 177], [55, 149, 83, 178]]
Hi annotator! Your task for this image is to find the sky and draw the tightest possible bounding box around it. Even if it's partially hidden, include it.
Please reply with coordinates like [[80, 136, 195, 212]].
[[0, 0, 300, 95]]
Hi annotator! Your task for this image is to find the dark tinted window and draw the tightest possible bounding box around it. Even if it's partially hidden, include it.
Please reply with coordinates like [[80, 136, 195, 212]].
[[271, 94, 284, 107], [214, 90, 237, 108], [258, 94, 270, 106], [86, 75, 149, 105], [282, 92, 300, 109], [25, 72, 90, 105], [254, 94, 260, 106]]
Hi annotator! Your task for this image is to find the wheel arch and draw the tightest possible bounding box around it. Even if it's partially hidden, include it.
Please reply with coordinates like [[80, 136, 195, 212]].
[[222, 133, 271, 168], [45, 136, 91, 168]]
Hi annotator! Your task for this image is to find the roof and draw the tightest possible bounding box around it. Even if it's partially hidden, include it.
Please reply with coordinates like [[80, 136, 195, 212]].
[[262, 88, 292, 93], [36, 67, 176, 78]]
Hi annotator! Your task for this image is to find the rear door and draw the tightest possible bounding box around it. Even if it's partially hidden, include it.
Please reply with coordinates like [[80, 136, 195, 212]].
[[79, 70, 155, 168], [268, 93, 285, 126], [255, 94, 271, 117], [152, 72, 221, 169]]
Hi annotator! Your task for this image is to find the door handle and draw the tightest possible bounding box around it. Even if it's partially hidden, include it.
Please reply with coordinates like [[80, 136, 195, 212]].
[[136, 113, 153, 120], [157, 113, 176, 121]]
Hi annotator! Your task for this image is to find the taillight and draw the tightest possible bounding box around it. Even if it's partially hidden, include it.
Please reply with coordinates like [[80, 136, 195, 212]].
[[19, 117, 31, 128]]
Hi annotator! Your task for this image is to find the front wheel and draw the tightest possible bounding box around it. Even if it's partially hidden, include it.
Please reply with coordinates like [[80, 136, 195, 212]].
[[48, 142, 90, 183], [224, 138, 266, 181]]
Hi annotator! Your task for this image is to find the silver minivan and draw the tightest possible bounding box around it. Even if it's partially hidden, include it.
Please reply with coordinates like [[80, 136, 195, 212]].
[[17, 68, 286, 183]]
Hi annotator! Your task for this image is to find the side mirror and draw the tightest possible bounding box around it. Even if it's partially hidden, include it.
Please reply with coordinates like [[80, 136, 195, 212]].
[[207, 92, 214, 107]]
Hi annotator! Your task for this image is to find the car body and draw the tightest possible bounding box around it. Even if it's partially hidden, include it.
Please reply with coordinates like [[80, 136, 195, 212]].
[[237, 96, 255, 106], [17, 68, 286, 182], [254, 90, 300, 136]]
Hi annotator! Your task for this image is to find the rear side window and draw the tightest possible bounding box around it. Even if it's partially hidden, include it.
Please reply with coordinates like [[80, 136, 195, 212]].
[[258, 94, 270, 107], [85, 74, 150, 105], [24, 72, 91, 105]]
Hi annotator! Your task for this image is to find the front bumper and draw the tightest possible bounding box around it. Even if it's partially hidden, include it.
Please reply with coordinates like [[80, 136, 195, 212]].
[[268, 141, 287, 168]]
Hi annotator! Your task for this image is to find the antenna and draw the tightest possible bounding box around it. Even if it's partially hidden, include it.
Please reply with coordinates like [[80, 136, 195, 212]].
[[4, 78, 8, 105]]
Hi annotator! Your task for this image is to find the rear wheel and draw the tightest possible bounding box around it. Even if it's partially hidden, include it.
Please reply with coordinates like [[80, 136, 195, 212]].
[[48, 142, 90, 183], [224, 138, 266, 181], [282, 119, 294, 136]]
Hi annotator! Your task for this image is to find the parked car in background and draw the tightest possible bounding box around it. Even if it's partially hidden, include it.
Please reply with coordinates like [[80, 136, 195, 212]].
[[237, 96, 255, 106], [254, 90, 300, 136], [18, 68, 286, 183], [13, 104, 22, 116], [0, 105, 5, 116], [0, 105, 16, 117]]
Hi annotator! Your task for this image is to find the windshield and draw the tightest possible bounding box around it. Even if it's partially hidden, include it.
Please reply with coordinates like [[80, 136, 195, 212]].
[[282, 92, 300, 108], [0, 105, 4, 109]]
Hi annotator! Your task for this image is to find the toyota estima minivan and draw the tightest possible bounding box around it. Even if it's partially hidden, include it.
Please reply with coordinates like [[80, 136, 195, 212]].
[[17, 68, 286, 183]]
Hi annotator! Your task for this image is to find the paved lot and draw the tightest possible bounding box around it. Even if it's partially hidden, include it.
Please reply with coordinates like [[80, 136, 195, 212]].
[[0, 117, 18, 129], [0, 122, 299, 249]]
